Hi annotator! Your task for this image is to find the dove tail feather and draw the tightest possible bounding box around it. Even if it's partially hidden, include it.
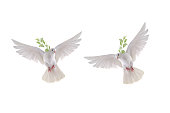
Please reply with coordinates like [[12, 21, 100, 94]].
[[42, 65, 65, 83], [123, 67, 144, 84]]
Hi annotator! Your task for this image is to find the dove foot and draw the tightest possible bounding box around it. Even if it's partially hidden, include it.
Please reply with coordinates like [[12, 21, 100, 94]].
[[126, 67, 131, 71], [48, 65, 55, 72], [126, 67, 134, 72], [51, 65, 55, 69], [48, 67, 51, 72], [131, 66, 134, 71]]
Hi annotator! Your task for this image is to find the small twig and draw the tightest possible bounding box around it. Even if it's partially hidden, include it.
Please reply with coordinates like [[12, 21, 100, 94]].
[[118, 36, 127, 54], [35, 38, 50, 52]]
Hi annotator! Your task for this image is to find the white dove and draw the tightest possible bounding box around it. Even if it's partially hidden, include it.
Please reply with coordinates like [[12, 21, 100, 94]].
[[85, 23, 149, 84], [12, 32, 81, 83]]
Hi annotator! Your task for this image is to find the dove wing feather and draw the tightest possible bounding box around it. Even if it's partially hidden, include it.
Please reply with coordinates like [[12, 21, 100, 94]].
[[126, 23, 149, 61], [55, 32, 81, 61], [12, 39, 44, 64], [85, 54, 122, 68]]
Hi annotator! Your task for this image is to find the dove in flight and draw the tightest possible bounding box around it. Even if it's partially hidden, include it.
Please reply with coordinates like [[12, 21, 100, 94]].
[[12, 32, 82, 83], [85, 23, 149, 84]]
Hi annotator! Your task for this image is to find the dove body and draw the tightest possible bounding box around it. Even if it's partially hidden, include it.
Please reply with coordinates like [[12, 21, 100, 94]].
[[118, 53, 133, 69], [43, 49, 56, 69]]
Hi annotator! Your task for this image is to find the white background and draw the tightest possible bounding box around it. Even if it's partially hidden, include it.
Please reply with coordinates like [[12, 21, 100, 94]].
[[0, 0, 170, 113]]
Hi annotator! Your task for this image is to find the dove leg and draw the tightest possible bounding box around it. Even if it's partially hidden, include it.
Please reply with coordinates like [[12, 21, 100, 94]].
[[126, 67, 131, 71], [123, 65, 131, 71], [48, 67, 51, 72], [51, 65, 55, 69], [131, 66, 134, 71], [125, 67, 134, 71], [47, 65, 55, 72], [45, 62, 52, 72]]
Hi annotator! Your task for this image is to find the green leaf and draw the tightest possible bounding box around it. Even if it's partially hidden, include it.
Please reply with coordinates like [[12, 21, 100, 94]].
[[39, 44, 44, 47], [121, 50, 125, 53], [40, 38, 43, 42], [123, 36, 126, 40], [45, 49, 49, 52], [124, 39, 127, 43], [119, 39, 123, 43], [35, 37, 51, 52], [35, 38, 39, 41], [120, 41, 122, 46], [118, 36, 128, 54], [119, 39, 123, 45], [43, 40, 45, 44], [123, 43, 127, 48]]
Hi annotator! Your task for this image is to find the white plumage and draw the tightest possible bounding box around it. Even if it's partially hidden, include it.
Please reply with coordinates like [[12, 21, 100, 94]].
[[85, 54, 122, 68], [85, 23, 149, 84], [12, 32, 82, 83], [126, 23, 149, 61]]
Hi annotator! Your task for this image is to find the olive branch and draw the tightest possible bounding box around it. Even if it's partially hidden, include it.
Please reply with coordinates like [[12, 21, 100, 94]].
[[35, 38, 50, 52], [118, 36, 127, 54]]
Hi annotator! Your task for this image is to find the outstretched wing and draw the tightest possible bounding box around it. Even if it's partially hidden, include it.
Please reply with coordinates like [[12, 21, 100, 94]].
[[12, 39, 44, 64], [55, 32, 81, 61], [126, 23, 149, 61], [85, 54, 122, 68]]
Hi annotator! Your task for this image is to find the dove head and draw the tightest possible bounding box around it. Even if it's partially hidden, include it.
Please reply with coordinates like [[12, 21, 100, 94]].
[[50, 48, 56, 54]]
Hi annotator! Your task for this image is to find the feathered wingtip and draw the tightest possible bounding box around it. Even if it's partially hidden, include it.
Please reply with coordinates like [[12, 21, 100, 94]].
[[84, 56, 93, 60], [84, 56, 96, 64], [11, 39, 27, 49], [12, 39, 20, 49], [74, 31, 82, 42], [140, 22, 149, 35], [12, 39, 22, 45], [77, 31, 82, 38], [70, 31, 82, 42]]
